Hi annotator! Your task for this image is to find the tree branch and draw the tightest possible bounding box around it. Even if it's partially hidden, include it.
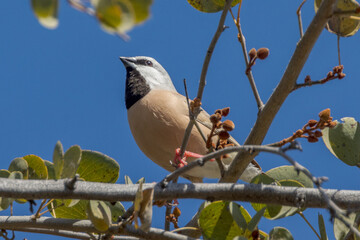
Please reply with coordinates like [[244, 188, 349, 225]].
[[179, 0, 233, 158], [219, 0, 336, 183], [0, 216, 196, 240], [0, 179, 360, 209], [13, 228, 139, 240]]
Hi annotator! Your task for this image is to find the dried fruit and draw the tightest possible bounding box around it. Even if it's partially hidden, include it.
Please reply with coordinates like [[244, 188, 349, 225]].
[[338, 73, 346, 79], [314, 130, 323, 137], [222, 120, 235, 131], [304, 75, 312, 83], [221, 107, 230, 117], [326, 71, 334, 78], [329, 121, 337, 128], [173, 207, 181, 218], [308, 119, 318, 127], [319, 108, 331, 122], [308, 136, 319, 143], [295, 129, 303, 136], [249, 48, 257, 60], [257, 48, 269, 60], [218, 131, 230, 140], [210, 114, 220, 124]]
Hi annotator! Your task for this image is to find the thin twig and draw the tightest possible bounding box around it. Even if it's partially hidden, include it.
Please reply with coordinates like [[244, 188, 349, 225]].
[[67, 0, 95, 16], [32, 199, 47, 219], [292, 75, 342, 91], [178, 0, 234, 158], [298, 211, 321, 240], [183, 79, 207, 143], [297, 0, 307, 38], [229, 8, 264, 111]]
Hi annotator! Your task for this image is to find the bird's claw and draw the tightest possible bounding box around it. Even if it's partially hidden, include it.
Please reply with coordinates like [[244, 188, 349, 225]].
[[174, 148, 204, 168]]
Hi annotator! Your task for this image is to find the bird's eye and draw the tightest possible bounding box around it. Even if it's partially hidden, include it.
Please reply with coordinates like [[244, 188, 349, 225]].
[[145, 60, 153, 66]]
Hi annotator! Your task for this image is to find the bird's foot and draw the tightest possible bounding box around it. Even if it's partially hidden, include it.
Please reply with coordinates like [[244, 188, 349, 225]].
[[174, 148, 204, 168]]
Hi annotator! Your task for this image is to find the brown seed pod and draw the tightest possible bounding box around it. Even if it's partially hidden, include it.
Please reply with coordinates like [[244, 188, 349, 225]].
[[338, 73, 346, 79], [218, 130, 230, 140], [326, 71, 334, 79], [308, 136, 318, 143], [249, 48, 257, 60], [221, 107, 230, 117], [314, 130, 323, 137], [222, 120, 235, 131], [329, 121, 337, 128], [210, 114, 220, 124], [257, 48, 269, 60], [173, 207, 181, 218], [295, 129, 304, 136], [319, 108, 331, 122], [304, 75, 312, 83], [215, 109, 222, 115], [192, 98, 201, 108], [308, 119, 318, 127]]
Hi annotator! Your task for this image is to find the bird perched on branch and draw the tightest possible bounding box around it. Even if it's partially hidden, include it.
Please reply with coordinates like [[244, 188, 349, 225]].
[[120, 56, 261, 183]]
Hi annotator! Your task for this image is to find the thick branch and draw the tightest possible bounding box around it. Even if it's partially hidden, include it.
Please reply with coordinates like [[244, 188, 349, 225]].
[[0, 216, 195, 240], [0, 179, 359, 209], [219, 0, 336, 183], [14, 228, 139, 240]]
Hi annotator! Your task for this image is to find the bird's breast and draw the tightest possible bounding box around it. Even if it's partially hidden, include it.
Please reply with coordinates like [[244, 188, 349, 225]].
[[127, 90, 220, 178]]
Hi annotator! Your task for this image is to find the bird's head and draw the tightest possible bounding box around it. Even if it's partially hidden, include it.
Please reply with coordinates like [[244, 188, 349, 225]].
[[119, 56, 176, 92]]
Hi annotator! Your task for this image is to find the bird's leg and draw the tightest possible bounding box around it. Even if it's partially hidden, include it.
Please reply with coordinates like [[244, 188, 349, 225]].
[[174, 148, 204, 168]]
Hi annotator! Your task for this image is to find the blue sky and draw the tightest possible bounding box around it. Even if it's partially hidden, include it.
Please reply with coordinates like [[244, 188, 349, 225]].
[[1, 1, 360, 239]]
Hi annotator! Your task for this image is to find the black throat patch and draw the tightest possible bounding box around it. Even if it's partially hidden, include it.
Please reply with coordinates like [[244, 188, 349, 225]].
[[125, 67, 151, 109]]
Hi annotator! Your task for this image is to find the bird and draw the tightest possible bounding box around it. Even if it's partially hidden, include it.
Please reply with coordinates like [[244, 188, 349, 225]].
[[119, 56, 261, 183]]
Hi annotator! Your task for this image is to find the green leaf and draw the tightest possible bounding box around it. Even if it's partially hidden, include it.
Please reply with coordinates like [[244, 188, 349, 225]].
[[77, 150, 119, 183], [8, 157, 29, 179], [251, 174, 282, 219], [315, 0, 360, 37], [107, 201, 126, 222], [269, 227, 294, 240], [228, 201, 248, 231], [252, 167, 312, 220], [334, 212, 360, 240], [49, 199, 88, 219], [9, 171, 23, 180], [44, 160, 55, 180], [86, 200, 112, 232], [0, 169, 11, 178], [0, 197, 10, 211], [23, 155, 48, 179], [272, 179, 305, 219], [91, 0, 135, 34], [128, 0, 152, 24], [318, 213, 328, 240], [31, 0, 59, 29], [136, 177, 145, 184], [53, 140, 64, 179], [247, 207, 266, 232], [199, 201, 251, 240], [124, 175, 133, 184], [322, 117, 360, 166], [266, 166, 313, 188], [61, 145, 82, 179], [187, 0, 240, 13]]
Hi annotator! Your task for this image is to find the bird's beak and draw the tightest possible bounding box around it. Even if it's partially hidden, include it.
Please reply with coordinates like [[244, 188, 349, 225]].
[[119, 57, 137, 68]]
